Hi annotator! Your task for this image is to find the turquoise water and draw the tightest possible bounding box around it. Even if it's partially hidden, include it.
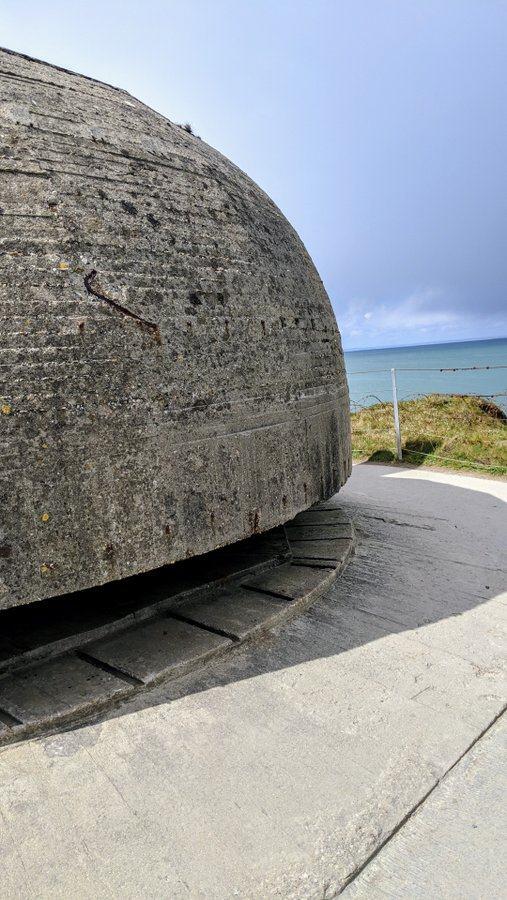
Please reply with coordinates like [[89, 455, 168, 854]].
[[344, 338, 507, 412]]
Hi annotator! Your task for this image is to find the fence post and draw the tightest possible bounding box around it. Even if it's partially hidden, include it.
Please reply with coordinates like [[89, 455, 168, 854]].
[[391, 367, 403, 461]]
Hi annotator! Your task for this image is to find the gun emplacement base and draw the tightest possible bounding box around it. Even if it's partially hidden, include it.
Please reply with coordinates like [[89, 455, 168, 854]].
[[0, 500, 354, 745]]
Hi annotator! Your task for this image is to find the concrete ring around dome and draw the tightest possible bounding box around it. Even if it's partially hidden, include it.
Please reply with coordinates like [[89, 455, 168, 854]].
[[0, 47, 351, 610], [0, 502, 354, 745]]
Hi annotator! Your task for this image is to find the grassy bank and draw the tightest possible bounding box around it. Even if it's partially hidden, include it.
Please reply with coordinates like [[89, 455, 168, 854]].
[[351, 394, 507, 476]]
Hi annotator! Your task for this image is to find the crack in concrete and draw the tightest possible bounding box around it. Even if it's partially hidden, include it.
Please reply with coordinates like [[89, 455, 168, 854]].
[[334, 705, 507, 897]]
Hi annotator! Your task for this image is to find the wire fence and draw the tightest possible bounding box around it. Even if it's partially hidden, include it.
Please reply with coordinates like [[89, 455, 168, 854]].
[[350, 390, 507, 413], [347, 364, 507, 473]]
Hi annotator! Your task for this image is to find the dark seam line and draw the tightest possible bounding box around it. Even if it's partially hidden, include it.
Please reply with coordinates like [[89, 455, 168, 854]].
[[286, 521, 348, 527], [0, 167, 50, 178], [312, 506, 343, 510], [166, 611, 240, 643], [336, 705, 507, 894], [84, 269, 161, 342], [0, 707, 23, 727], [291, 555, 338, 563], [285, 519, 350, 531], [241, 584, 293, 603], [287, 536, 350, 542], [291, 560, 337, 570], [2, 213, 53, 219], [288, 521, 350, 527], [76, 650, 144, 686]]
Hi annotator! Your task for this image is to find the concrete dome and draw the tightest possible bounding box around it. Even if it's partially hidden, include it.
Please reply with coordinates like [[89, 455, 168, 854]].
[[0, 48, 351, 609]]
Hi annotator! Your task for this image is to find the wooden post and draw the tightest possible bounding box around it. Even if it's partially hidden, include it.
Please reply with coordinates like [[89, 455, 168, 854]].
[[391, 368, 402, 461]]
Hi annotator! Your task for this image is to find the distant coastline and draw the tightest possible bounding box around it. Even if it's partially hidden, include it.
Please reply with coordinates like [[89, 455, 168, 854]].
[[344, 337, 507, 413]]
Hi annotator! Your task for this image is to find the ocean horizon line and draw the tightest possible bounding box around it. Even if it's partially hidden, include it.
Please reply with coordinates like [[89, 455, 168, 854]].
[[344, 335, 507, 354]]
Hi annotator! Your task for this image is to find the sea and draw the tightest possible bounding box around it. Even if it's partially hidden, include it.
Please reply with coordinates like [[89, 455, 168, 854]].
[[344, 337, 507, 413]]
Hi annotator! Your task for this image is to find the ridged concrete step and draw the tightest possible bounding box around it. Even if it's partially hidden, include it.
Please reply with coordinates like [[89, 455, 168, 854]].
[[0, 527, 290, 676], [0, 502, 354, 745]]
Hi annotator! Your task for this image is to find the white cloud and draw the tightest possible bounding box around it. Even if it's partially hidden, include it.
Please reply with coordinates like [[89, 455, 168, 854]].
[[340, 288, 454, 347], [337, 287, 507, 349]]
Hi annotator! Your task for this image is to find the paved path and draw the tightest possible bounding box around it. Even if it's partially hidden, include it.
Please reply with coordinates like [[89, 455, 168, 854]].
[[0, 463, 505, 898]]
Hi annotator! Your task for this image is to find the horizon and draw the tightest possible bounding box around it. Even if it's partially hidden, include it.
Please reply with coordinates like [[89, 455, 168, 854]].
[[1, 1, 506, 350], [344, 335, 507, 355]]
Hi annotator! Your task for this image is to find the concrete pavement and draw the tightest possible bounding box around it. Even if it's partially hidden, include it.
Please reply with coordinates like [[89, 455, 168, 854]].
[[342, 713, 506, 899], [0, 463, 505, 898]]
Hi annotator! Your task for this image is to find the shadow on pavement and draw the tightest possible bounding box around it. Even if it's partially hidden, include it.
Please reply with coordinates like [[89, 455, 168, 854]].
[[71, 463, 505, 730]]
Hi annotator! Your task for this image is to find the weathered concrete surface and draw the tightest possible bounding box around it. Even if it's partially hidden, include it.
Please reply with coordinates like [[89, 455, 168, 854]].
[[0, 47, 350, 608], [0, 464, 504, 898], [342, 713, 506, 899]]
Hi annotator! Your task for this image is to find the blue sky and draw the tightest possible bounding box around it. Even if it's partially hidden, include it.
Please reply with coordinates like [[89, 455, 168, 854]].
[[2, 1, 506, 349]]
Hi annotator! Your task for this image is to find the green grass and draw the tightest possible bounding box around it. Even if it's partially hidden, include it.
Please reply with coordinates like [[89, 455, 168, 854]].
[[351, 394, 507, 477]]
